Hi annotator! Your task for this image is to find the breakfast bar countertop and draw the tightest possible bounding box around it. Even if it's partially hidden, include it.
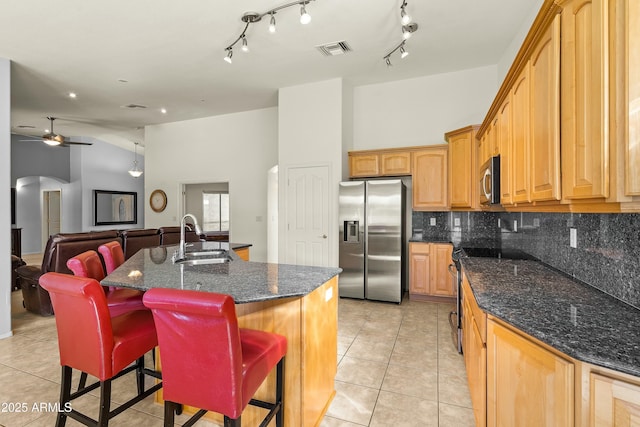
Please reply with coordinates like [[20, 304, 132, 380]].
[[460, 256, 640, 378], [101, 242, 342, 304]]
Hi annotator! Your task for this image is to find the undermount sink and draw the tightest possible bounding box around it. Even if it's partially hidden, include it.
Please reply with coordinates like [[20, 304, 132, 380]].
[[172, 249, 233, 265]]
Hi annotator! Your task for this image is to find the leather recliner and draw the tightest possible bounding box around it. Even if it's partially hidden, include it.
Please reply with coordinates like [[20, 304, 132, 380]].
[[16, 231, 121, 316]]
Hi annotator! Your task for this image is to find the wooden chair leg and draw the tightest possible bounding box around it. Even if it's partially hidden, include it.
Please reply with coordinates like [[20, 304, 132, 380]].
[[56, 366, 72, 427], [97, 379, 112, 427]]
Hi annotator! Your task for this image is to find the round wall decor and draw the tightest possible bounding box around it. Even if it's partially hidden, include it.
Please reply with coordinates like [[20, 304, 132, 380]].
[[149, 189, 167, 213]]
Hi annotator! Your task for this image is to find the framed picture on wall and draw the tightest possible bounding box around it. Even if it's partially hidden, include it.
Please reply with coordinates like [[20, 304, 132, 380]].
[[94, 190, 137, 226]]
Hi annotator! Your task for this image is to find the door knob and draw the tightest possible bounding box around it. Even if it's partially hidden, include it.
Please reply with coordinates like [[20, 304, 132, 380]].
[[319, 234, 327, 239]]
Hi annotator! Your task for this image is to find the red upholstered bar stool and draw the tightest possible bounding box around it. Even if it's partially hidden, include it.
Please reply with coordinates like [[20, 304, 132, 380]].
[[98, 241, 125, 275], [67, 250, 145, 317], [143, 288, 287, 427], [39, 273, 162, 426]]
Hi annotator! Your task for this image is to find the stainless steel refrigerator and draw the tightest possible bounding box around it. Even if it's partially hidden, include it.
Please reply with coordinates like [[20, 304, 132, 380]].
[[338, 180, 406, 303]]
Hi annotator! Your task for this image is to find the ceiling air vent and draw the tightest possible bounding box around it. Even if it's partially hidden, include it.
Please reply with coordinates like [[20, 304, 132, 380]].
[[316, 41, 352, 57], [122, 104, 148, 109]]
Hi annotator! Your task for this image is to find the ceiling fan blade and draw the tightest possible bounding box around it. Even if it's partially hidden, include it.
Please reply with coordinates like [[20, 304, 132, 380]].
[[62, 141, 93, 146]]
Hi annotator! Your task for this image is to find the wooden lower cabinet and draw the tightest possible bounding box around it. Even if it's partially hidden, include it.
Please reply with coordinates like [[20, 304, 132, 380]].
[[409, 242, 454, 300], [462, 278, 486, 427], [487, 318, 574, 427], [589, 372, 640, 427]]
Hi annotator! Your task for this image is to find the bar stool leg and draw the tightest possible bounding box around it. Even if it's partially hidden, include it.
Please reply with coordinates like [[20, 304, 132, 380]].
[[135, 356, 145, 395], [223, 416, 241, 427], [163, 401, 176, 427], [276, 359, 285, 427], [56, 366, 72, 427], [97, 379, 112, 427]]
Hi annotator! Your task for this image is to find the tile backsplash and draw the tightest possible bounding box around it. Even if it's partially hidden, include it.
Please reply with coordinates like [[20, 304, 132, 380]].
[[412, 211, 640, 309]]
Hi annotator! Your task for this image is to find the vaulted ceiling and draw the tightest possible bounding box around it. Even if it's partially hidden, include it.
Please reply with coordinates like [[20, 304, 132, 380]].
[[1, 0, 541, 150]]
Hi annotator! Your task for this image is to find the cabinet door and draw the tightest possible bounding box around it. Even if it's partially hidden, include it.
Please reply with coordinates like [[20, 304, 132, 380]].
[[380, 152, 411, 176], [530, 14, 562, 202], [625, 0, 640, 196], [412, 148, 448, 210], [497, 98, 513, 205], [447, 127, 478, 209], [561, 0, 609, 199], [429, 243, 454, 297], [487, 319, 574, 427], [409, 243, 430, 295], [349, 154, 379, 177], [463, 295, 487, 427], [512, 66, 532, 204], [590, 373, 640, 426]]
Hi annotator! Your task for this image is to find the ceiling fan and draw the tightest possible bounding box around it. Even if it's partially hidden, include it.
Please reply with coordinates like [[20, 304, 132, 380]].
[[19, 117, 93, 147]]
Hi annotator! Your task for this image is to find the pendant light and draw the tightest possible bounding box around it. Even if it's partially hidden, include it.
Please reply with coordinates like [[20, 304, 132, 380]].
[[128, 142, 143, 178]]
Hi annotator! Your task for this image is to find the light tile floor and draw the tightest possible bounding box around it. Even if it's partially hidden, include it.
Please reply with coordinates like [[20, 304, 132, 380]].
[[1, 282, 474, 426]]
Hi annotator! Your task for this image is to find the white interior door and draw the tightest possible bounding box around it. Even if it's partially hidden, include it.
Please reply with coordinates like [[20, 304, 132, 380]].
[[43, 190, 61, 248], [285, 165, 329, 267]]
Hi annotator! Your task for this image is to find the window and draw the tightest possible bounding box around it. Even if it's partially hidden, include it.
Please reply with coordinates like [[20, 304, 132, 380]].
[[202, 192, 229, 232]]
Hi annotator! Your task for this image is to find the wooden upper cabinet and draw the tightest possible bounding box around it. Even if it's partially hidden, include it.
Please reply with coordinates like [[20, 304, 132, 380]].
[[497, 98, 513, 205], [349, 153, 379, 177], [530, 14, 561, 202], [560, 0, 609, 200], [511, 65, 532, 204], [348, 149, 411, 178], [446, 125, 480, 210], [380, 152, 411, 176], [412, 146, 448, 211], [624, 0, 640, 196]]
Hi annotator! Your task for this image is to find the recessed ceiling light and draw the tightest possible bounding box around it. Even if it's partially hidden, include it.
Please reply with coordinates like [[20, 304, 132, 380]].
[[160, 108, 167, 114], [68, 92, 77, 98]]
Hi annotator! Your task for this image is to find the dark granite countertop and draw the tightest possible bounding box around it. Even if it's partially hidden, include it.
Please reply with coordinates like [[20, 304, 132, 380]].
[[102, 242, 341, 304], [461, 257, 640, 377]]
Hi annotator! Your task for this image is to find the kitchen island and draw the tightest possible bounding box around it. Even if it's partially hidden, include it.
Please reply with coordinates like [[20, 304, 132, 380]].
[[102, 242, 342, 427]]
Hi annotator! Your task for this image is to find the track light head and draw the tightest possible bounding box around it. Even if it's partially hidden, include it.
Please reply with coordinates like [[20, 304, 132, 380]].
[[300, 4, 311, 24], [224, 49, 233, 63], [402, 23, 418, 40], [400, 7, 411, 25], [241, 36, 249, 52], [385, 57, 392, 67], [400, 46, 409, 59], [269, 13, 276, 33]]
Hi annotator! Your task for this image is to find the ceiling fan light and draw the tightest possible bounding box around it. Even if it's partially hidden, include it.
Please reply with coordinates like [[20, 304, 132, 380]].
[[43, 137, 61, 146], [300, 4, 311, 24]]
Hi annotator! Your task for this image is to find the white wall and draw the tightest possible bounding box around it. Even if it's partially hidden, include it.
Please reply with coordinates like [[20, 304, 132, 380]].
[[144, 107, 278, 262], [75, 141, 145, 231], [278, 78, 345, 267], [1, 58, 12, 338], [352, 65, 498, 150]]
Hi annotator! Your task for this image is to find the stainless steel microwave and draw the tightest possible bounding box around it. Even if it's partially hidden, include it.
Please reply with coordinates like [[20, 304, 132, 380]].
[[480, 155, 500, 205]]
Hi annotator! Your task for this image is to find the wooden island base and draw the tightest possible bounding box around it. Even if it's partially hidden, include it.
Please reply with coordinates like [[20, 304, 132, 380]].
[[155, 276, 338, 426]]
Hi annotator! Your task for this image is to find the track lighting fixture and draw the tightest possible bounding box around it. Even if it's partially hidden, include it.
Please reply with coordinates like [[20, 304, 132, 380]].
[[300, 4, 311, 24], [400, 1, 412, 25], [223, 1, 314, 64], [224, 49, 233, 63], [269, 12, 276, 33], [383, 0, 418, 66]]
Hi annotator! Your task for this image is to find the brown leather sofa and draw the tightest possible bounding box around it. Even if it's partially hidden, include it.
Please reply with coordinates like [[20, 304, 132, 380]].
[[11, 255, 25, 292], [120, 228, 161, 259], [16, 226, 202, 316]]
